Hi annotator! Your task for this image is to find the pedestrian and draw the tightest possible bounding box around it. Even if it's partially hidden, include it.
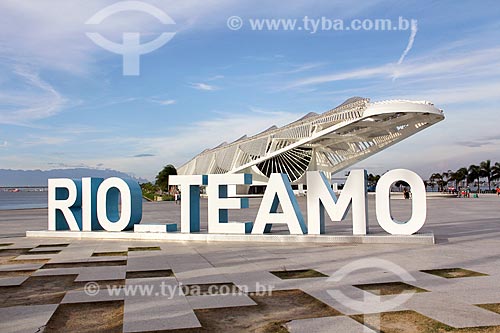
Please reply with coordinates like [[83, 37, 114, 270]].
[[496, 187, 500, 196], [174, 191, 179, 204]]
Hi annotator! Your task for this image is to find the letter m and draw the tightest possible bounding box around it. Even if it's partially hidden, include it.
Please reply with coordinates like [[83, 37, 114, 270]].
[[306, 170, 368, 235]]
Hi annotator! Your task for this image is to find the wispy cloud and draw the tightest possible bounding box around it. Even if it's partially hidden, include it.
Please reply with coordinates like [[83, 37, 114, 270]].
[[285, 47, 500, 89], [0, 141, 7, 148], [206, 75, 224, 81], [22, 136, 71, 147], [0, 66, 67, 125], [133, 153, 156, 158], [397, 21, 418, 65], [75, 107, 303, 179], [456, 135, 500, 148], [393, 20, 418, 80], [0, 1, 220, 75], [47, 162, 94, 168], [456, 141, 487, 148], [190, 82, 219, 91], [155, 99, 176, 105], [284, 65, 393, 89]]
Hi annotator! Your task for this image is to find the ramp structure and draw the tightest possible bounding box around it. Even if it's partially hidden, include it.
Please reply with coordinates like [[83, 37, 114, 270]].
[[178, 97, 444, 184]]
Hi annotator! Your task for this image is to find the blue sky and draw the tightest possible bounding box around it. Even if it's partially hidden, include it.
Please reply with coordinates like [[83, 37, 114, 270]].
[[1, 0, 499, 181]]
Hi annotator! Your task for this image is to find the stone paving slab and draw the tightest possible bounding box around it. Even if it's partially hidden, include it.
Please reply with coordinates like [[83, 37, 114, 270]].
[[46, 256, 92, 264], [123, 277, 201, 332], [186, 293, 257, 309], [86, 256, 128, 262], [406, 292, 500, 328], [175, 271, 229, 285], [0, 263, 44, 271], [286, 315, 376, 333], [94, 245, 130, 252], [229, 270, 283, 292], [33, 267, 83, 276], [28, 246, 65, 252], [62, 288, 125, 304], [167, 261, 214, 274], [75, 266, 126, 282], [126, 253, 171, 272], [442, 287, 500, 304], [50, 244, 95, 262], [0, 276, 29, 286], [13, 253, 59, 260], [301, 285, 410, 315], [123, 307, 201, 332], [0, 304, 58, 333]]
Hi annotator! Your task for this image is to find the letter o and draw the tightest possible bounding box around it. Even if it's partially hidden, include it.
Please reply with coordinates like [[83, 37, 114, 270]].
[[97, 177, 141, 231], [375, 169, 426, 235]]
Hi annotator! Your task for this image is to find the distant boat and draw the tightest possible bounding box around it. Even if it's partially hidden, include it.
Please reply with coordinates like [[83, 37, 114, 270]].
[[9, 188, 20, 193]]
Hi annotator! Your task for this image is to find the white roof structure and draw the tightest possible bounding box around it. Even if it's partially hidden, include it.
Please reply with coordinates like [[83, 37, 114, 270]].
[[178, 97, 444, 184]]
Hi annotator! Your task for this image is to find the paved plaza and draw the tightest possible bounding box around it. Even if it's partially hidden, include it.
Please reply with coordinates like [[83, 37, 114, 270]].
[[0, 195, 500, 332]]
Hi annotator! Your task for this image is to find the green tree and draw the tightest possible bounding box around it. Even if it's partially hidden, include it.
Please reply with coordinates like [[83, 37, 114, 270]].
[[367, 173, 381, 186], [480, 159, 493, 191], [492, 162, 500, 185], [155, 164, 177, 192], [467, 164, 481, 193], [449, 167, 467, 190], [394, 180, 410, 187], [140, 182, 160, 201], [429, 173, 443, 192]]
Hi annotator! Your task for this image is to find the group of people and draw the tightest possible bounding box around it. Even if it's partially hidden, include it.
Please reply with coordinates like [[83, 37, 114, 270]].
[[458, 188, 473, 198]]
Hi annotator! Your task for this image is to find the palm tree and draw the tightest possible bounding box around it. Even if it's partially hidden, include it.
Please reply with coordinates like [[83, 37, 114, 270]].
[[449, 167, 467, 190], [457, 167, 468, 188], [480, 160, 493, 191], [492, 162, 500, 185], [468, 164, 481, 193], [439, 170, 451, 192], [430, 173, 443, 192], [367, 173, 381, 187]]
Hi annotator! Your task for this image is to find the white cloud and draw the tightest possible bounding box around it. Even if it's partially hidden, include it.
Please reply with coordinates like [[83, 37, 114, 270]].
[[157, 99, 176, 105], [283, 43, 500, 106], [74, 107, 303, 179], [206, 75, 224, 81], [397, 20, 418, 66], [0, 0, 387, 76], [0, 67, 67, 125], [22, 136, 71, 147], [393, 19, 418, 80], [190, 82, 218, 91], [384, 82, 500, 105]]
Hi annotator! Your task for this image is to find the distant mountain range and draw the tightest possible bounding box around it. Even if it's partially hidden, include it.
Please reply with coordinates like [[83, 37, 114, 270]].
[[0, 168, 148, 187]]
